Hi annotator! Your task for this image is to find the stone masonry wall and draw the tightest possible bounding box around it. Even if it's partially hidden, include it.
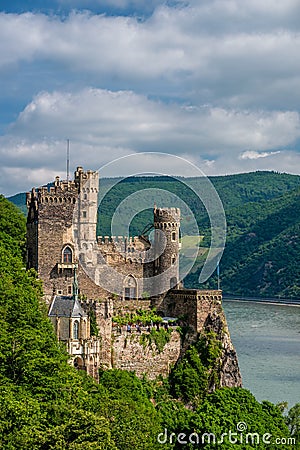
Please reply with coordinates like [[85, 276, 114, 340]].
[[146, 289, 241, 386], [112, 329, 181, 379]]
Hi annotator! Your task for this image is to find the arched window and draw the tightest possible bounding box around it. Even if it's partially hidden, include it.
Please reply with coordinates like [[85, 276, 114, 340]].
[[124, 275, 137, 299], [63, 246, 73, 263], [73, 356, 83, 368], [73, 320, 79, 339]]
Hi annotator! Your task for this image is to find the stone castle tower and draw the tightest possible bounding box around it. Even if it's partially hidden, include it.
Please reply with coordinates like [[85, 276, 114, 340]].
[[26, 167, 242, 386], [153, 206, 181, 292]]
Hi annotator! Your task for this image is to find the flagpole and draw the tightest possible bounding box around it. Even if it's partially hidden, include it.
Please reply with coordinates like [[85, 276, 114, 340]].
[[66, 139, 70, 183], [217, 263, 220, 290]]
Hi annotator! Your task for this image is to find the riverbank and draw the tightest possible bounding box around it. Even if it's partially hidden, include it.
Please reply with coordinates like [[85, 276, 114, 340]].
[[223, 295, 300, 307]]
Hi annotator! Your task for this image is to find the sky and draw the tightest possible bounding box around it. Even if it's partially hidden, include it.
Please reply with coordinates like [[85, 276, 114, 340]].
[[1, 0, 300, 195]]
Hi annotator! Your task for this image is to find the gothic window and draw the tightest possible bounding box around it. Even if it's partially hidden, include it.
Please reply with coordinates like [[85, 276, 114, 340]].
[[124, 275, 137, 299], [73, 320, 79, 340], [171, 231, 176, 241], [63, 246, 73, 264], [171, 255, 176, 265]]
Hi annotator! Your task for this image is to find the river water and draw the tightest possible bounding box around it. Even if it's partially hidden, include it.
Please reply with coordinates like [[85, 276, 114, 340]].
[[223, 300, 300, 408]]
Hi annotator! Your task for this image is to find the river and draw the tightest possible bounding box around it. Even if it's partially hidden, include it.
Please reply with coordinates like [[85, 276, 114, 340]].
[[223, 300, 300, 408]]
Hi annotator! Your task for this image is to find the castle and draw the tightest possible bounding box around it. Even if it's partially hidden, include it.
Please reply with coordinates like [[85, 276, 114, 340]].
[[26, 167, 241, 386]]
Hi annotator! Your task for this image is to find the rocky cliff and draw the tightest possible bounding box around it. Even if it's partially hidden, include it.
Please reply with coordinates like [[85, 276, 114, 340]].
[[107, 291, 242, 388]]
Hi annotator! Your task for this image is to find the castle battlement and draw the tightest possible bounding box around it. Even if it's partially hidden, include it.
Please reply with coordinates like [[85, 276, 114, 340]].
[[26, 177, 79, 208], [96, 235, 148, 263], [97, 235, 145, 246], [154, 206, 180, 224], [74, 166, 99, 193], [26, 167, 100, 207]]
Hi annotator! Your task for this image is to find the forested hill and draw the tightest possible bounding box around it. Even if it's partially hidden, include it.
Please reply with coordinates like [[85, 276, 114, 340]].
[[9, 170, 300, 299]]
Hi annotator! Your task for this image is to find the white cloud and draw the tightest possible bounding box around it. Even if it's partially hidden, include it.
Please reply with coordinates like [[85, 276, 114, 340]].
[[202, 150, 300, 177], [9, 89, 300, 152], [1, 2, 300, 194], [1, 7, 300, 109], [1, 87, 300, 195], [239, 150, 281, 160], [56, 0, 166, 11]]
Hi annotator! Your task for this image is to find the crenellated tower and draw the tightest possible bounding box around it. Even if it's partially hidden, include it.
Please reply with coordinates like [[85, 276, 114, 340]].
[[74, 166, 99, 246], [26, 167, 99, 302], [153, 207, 181, 293]]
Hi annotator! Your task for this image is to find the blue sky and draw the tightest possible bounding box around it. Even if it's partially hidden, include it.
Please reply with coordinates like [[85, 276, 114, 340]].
[[1, 0, 300, 195]]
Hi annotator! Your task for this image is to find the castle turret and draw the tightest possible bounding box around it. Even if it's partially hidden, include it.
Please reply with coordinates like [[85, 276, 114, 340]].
[[74, 167, 99, 245], [153, 207, 181, 293]]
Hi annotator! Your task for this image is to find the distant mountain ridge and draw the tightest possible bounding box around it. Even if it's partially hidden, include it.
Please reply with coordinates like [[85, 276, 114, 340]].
[[8, 171, 300, 299]]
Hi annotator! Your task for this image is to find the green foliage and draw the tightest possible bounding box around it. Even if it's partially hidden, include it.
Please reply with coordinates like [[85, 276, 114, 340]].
[[89, 309, 99, 337], [113, 307, 162, 326], [188, 389, 291, 450], [0, 194, 26, 258], [7, 192, 27, 215], [154, 386, 292, 449], [98, 369, 162, 449], [170, 344, 209, 404], [0, 197, 163, 449], [195, 331, 222, 368], [286, 403, 300, 442], [169, 332, 222, 405], [140, 327, 172, 352]]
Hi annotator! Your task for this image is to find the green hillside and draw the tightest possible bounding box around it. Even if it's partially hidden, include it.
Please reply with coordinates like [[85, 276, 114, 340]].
[[188, 185, 300, 298], [9, 171, 300, 299], [7, 192, 27, 215]]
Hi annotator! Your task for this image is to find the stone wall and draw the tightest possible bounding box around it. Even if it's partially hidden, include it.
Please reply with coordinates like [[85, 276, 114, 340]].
[[112, 328, 181, 379], [113, 299, 152, 316], [152, 289, 222, 333], [147, 289, 242, 386]]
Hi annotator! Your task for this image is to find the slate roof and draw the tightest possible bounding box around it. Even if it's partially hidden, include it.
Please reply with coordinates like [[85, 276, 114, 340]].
[[48, 295, 87, 318]]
